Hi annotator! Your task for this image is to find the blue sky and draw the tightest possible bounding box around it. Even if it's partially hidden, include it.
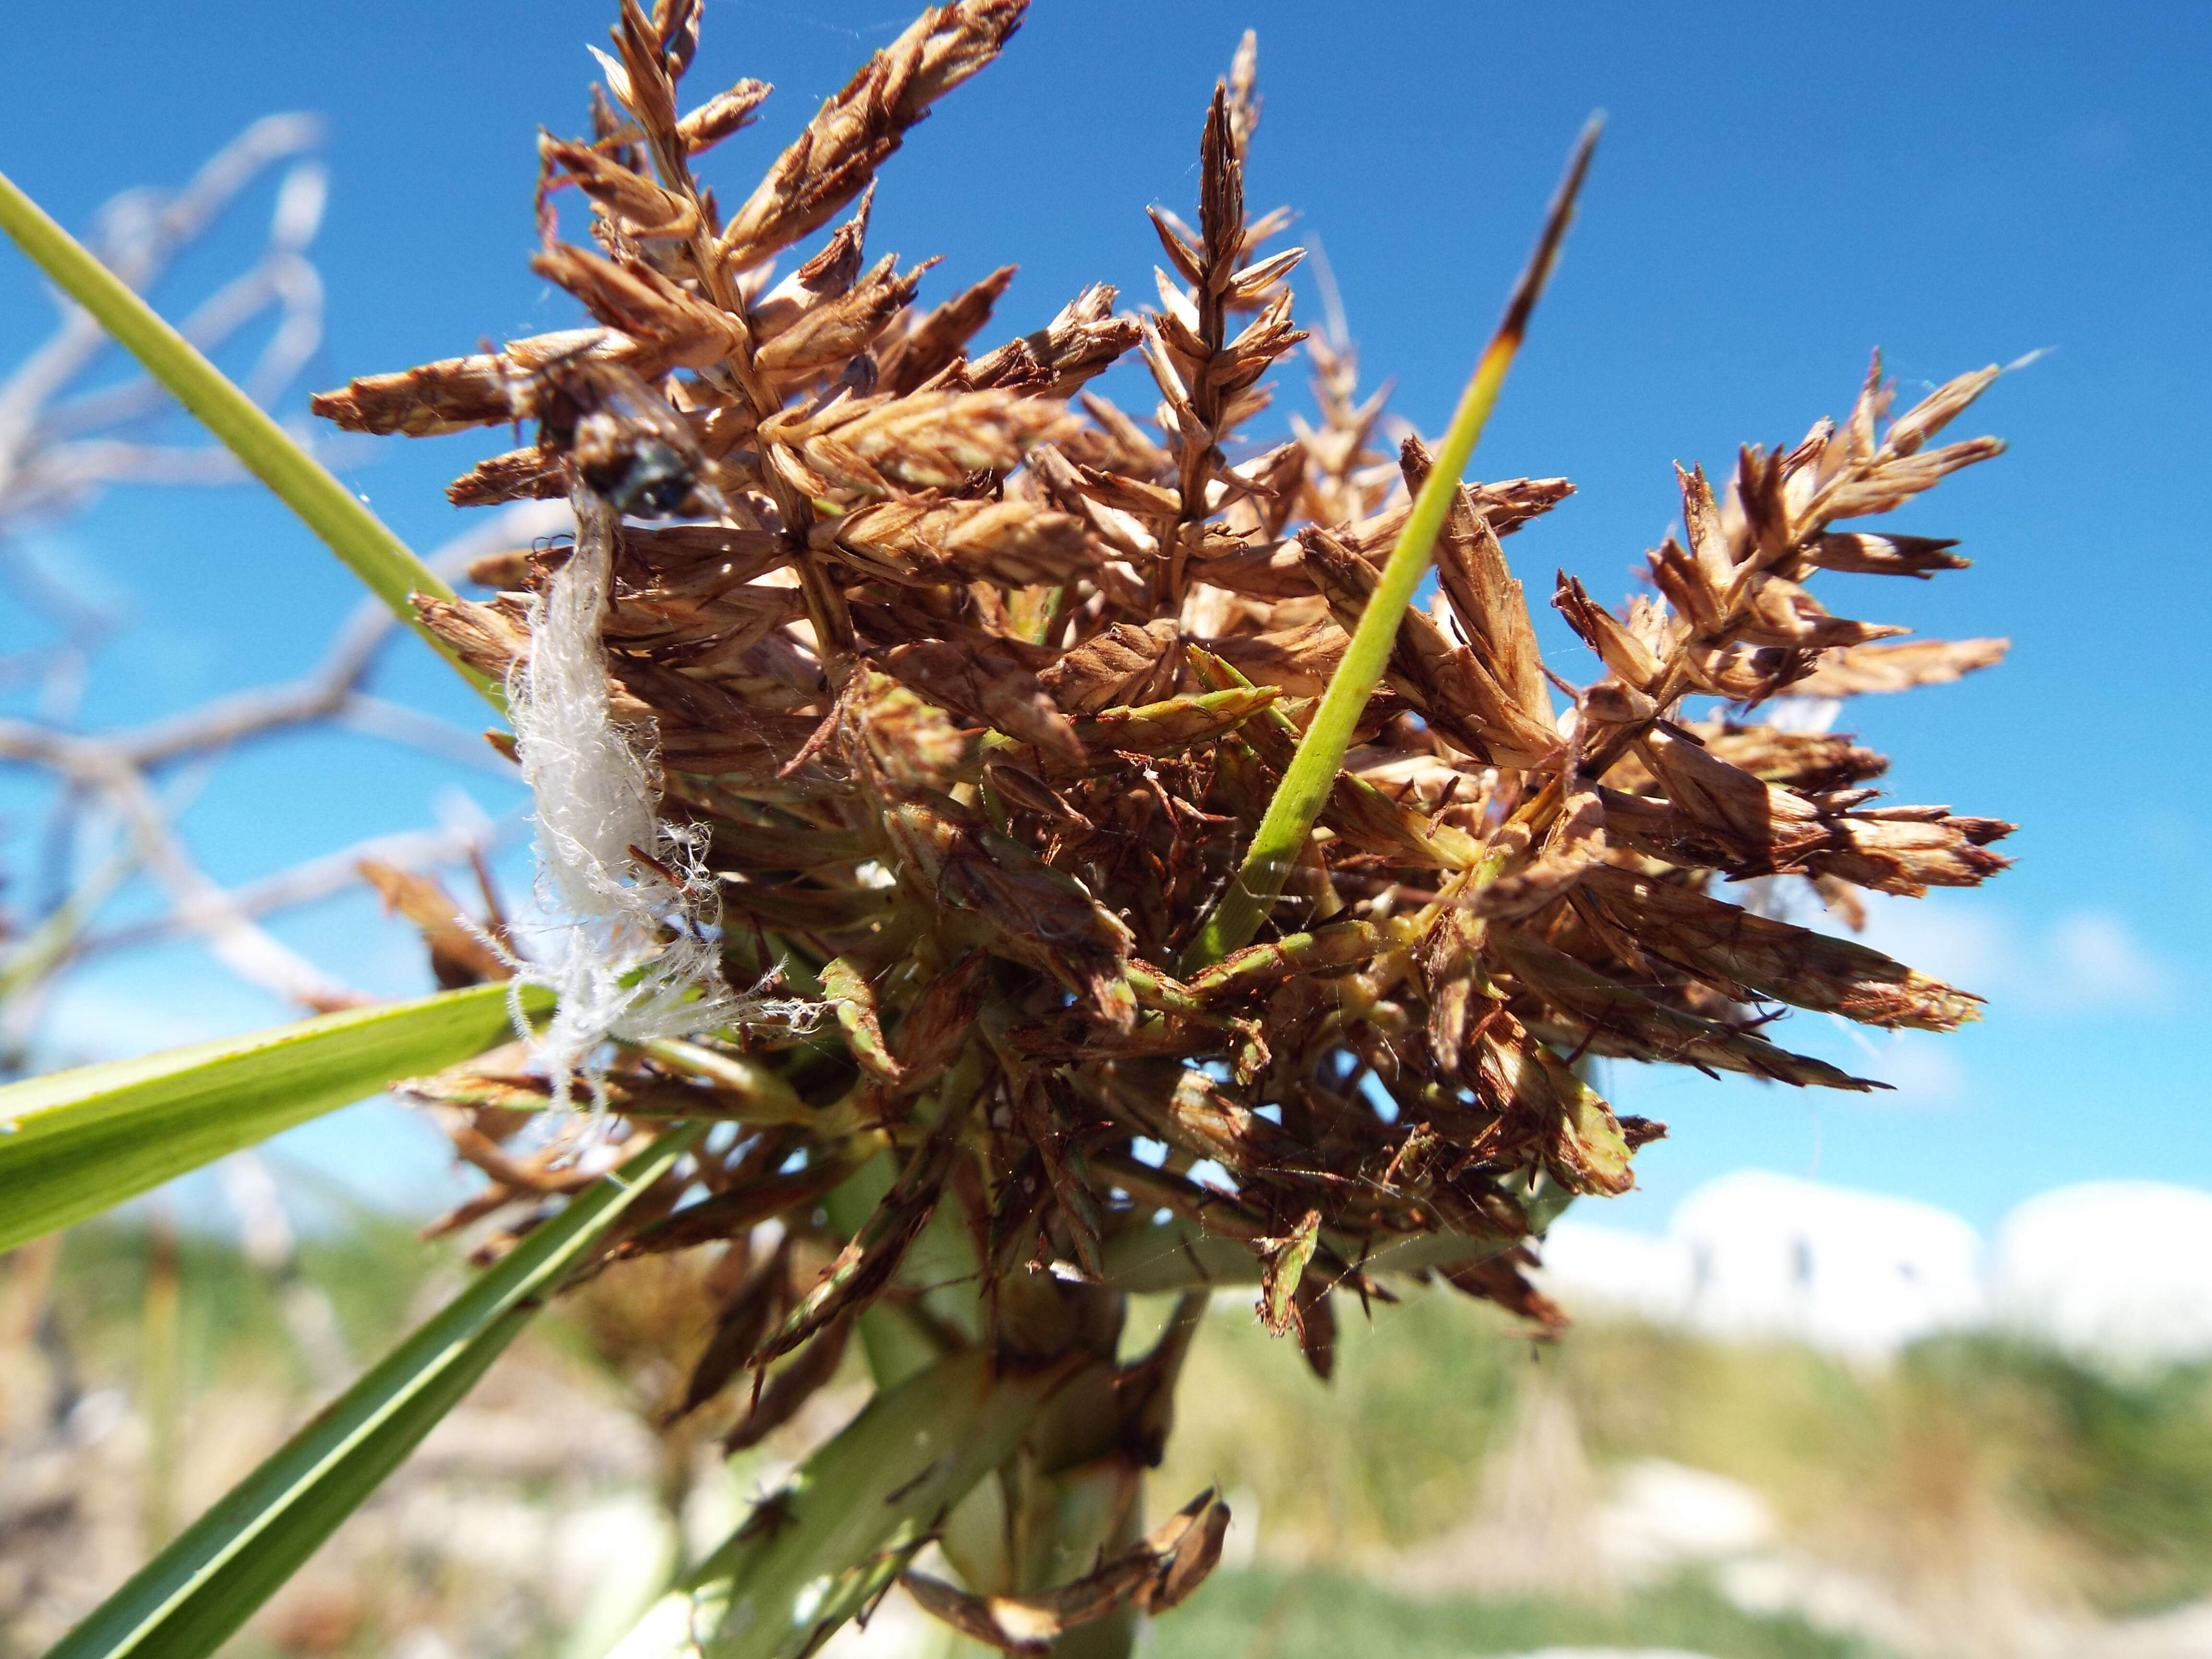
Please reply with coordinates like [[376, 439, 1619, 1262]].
[[1, 1, 2205, 1233]]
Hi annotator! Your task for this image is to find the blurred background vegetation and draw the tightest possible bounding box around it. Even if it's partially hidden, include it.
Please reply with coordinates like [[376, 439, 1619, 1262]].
[[9, 1207, 2212, 1659]]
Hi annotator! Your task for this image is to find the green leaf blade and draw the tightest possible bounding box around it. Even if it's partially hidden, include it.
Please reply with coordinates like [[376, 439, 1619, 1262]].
[[0, 982, 545, 1252], [46, 1122, 703, 1659], [1184, 120, 1600, 970]]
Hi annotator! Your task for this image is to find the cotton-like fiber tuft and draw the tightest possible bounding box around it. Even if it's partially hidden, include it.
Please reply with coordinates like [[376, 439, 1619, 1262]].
[[506, 486, 748, 1102]]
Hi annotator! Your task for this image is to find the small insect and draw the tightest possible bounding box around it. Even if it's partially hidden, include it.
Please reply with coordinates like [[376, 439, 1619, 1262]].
[[524, 352, 724, 518]]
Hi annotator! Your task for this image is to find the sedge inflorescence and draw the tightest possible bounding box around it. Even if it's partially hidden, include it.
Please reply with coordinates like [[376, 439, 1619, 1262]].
[[320, 0, 2011, 1453]]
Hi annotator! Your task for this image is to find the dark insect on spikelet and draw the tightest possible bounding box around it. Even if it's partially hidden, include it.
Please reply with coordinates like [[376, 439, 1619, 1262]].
[[329, 2, 2015, 1612], [526, 353, 725, 520]]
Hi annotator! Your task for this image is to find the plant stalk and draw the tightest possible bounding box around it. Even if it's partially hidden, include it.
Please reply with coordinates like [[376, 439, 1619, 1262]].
[[652, 1348, 1070, 1659]]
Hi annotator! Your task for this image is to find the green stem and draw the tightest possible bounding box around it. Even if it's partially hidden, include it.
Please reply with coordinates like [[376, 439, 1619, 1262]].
[[668, 1348, 1069, 1659], [0, 168, 501, 708], [1184, 119, 1601, 970]]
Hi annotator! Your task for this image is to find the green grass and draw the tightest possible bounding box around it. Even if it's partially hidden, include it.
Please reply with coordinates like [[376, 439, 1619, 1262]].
[[1155, 1285, 2212, 1619], [1154, 1568, 1886, 1659], [46, 1128, 704, 1659], [1901, 1335, 2212, 1611]]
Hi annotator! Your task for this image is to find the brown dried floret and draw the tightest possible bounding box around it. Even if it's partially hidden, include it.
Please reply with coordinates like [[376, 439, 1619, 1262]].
[[1794, 637, 2010, 696], [715, 0, 1027, 274], [877, 262, 1016, 393], [1035, 618, 1179, 711], [312, 326, 690, 438], [970, 282, 1143, 397], [876, 637, 1080, 765], [448, 446, 567, 507], [795, 388, 1071, 495], [816, 496, 1094, 586], [333, 5, 2018, 1559], [1576, 866, 1983, 1030], [677, 78, 771, 156], [1300, 524, 1559, 767], [902, 1489, 1230, 1653], [540, 133, 702, 240], [756, 252, 935, 383]]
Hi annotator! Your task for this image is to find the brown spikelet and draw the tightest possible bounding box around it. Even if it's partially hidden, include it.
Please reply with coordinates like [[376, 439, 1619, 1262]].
[[337, 12, 2019, 1587], [716, 0, 1027, 274], [677, 78, 771, 156], [878, 262, 1016, 393], [1793, 637, 2010, 696], [970, 282, 1142, 396]]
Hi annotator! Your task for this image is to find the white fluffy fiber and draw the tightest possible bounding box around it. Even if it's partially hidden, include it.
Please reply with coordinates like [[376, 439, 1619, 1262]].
[[505, 487, 748, 1103]]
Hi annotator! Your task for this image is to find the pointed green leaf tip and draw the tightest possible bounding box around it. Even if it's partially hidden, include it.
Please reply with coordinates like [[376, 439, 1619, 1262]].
[[0, 982, 547, 1253], [1185, 117, 1600, 969]]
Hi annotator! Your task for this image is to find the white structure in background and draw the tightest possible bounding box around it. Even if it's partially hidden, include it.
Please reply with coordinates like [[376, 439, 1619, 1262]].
[[1541, 1170, 1986, 1358], [1534, 1221, 1695, 1327], [1533, 1170, 2212, 1365], [1993, 1182, 2212, 1368], [1670, 1172, 1986, 1355]]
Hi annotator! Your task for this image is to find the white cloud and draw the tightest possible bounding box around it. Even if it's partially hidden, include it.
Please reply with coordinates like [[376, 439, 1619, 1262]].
[[2043, 910, 2169, 1007], [1853, 894, 2174, 1017], [1858, 1035, 1968, 1107]]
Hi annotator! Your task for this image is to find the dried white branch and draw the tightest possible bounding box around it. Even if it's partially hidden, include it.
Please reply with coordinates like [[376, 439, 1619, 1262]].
[[0, 116, 333, 724], [0, 502, 557, 1010], [84, 811, 517, 960], [0, 123, 565, 1031], [112, 500, 561, 769], [0, 728, 365, 1009], [0, 114, 325, 517]]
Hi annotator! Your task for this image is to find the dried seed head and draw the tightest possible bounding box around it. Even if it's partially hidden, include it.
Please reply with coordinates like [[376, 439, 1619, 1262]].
[[331, 0, 2017, 1393], [716, 0, 1027, 274]]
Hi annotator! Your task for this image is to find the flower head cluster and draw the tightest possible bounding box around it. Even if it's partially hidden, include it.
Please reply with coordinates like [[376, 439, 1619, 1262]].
[[324, 0, 2010, 1443]]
